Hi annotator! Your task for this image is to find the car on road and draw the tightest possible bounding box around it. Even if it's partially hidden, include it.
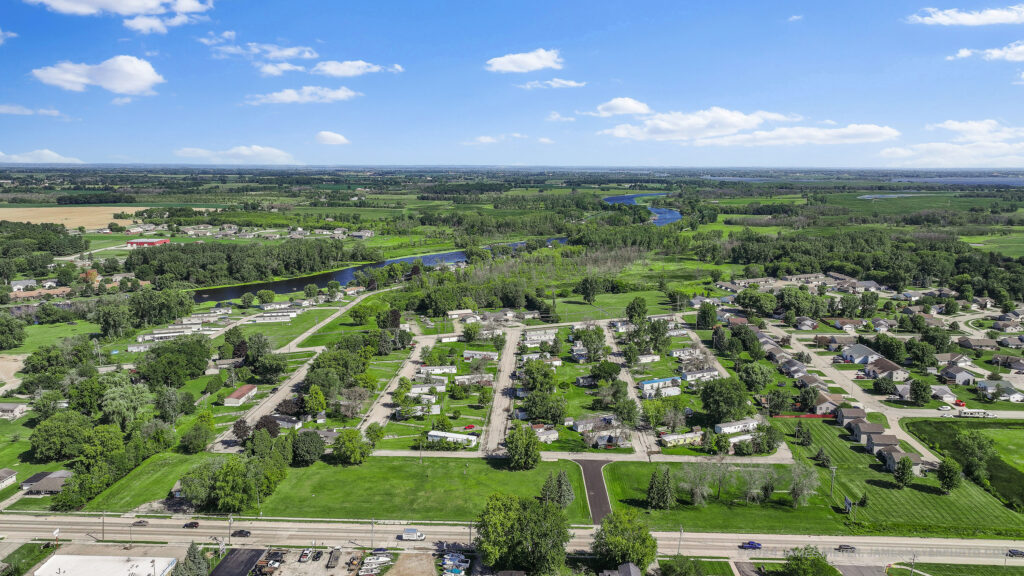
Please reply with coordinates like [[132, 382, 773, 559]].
[[739, 541, 762, 550], [131, 520, 148, 527], [231, 529, 251, 537], [941, 414, 953, 418], [1009, 549, 1024, 558], [183, 521, 199, 529], [402, 528, 426, 541], [938, 405, 952, 411], [835, 544, 856, 552]]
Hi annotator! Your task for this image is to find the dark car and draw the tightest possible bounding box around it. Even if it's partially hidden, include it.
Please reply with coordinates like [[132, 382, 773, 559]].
[[1009, 549, 1024, 558], [184, 521, 199, 529], [835, 545, 856, 553], [131, 520, 149, 527], [232, 529, 251, 537], [372, 549, 390, 555], [312, 551, 323, 561], [739, 541, 762, 550]]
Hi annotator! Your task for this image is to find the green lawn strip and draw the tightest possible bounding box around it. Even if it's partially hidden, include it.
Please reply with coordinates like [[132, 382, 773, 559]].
[[8, 495, 55, 511], [865, 412, 889, 428], [4, 321, 101, 355], [85, 452, 219, 512], [0, 542, 61, 574], [896, 563, 1024, 576], [552, 290, 673, 323], [254, 457, 590, 523], [229, 308, 336, 349]]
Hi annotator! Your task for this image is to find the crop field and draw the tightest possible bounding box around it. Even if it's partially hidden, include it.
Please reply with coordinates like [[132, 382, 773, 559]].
[[0, 206, 145, 227], [254, 457, 591, 523]]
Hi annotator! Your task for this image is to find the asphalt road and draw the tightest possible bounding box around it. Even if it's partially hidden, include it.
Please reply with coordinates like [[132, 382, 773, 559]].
[[574, 459, 611, 524]]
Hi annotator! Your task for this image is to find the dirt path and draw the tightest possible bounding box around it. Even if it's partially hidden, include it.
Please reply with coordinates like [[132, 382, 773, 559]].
[[482, 326, 521, 454], [0, 354, 25, 393]]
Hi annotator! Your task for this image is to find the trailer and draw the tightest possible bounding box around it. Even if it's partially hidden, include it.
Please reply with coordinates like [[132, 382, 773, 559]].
[[958, 408, 988, 418], [326, 547, 341, 569]]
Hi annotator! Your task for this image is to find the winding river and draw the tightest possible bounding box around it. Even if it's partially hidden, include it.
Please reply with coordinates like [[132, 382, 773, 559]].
[[192, 194, 681, 301]]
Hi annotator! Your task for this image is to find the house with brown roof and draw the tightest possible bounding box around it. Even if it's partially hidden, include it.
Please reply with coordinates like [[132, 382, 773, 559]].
[[849, 420, 885, 443], [864, 358, 910, 382], [867, 434, 900, 456], [837, 407, 867, 428]]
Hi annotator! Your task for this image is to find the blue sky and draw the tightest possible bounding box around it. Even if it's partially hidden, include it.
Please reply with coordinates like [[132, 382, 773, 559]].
[[2, 1, 1024, 167]]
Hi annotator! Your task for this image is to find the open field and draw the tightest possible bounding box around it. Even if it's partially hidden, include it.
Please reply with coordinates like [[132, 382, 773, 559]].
[[604, 418, 1024, 538], [254, 457, 591, 523], [889, 564, 1024, 576], [85, 452, 218, 512], [3, 321, 100, 355], [0, 206, 144, 227]]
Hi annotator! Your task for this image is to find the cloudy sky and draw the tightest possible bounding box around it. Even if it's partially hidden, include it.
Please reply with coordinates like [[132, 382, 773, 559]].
[[2, 1, 1024, 166]]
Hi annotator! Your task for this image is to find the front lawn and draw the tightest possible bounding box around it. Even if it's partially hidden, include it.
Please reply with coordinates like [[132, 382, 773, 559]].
[[85, 452, 218, 512]]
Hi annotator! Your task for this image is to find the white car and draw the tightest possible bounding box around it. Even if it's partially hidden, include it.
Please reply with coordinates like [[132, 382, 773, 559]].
[[938, 405, 952, 411], [444, 559, 471, 570]]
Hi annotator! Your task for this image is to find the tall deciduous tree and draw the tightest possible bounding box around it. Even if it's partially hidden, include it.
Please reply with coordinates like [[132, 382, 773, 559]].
[[591, 509, 659, 569], [505, 424, 541, 471]]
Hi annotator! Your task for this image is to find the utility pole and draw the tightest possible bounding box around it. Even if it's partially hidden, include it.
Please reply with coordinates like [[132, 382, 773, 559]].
[[910, 553, 917, 575], [101, 511, 105, 541], [677, 526, 683, 555], [371, 517, 375, 549], [829, 466, 838, 498], [228, 515, 232, 546]]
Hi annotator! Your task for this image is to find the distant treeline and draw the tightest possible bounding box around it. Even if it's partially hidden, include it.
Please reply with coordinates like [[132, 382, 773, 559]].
[[56, 192, 136, 205]]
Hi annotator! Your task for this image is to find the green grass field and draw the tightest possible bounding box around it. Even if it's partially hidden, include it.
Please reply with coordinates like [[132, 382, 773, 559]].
[[85, 452, 218, 512], [604, 419, 1024, 538], [4, 321, 100, 355], [0, 542, 60, 575], [889, 564, 1024, 576], [0, 413, 64, 503], [552, 290, 674, 323], [255, 457, 591, 523], [227, 308, 336, 349]]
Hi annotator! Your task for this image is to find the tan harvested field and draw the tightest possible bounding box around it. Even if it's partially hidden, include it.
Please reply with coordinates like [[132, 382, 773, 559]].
[[0, 206, 146, 228]]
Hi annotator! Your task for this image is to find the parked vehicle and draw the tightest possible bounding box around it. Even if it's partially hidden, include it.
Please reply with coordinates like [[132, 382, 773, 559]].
[[131, 520, 148, 527], [183, 521, 199, 529], [835, 544, 856, 552], [372, 548, 390, 555], [938, 405, 951, 411], [402, 528, 426, 541], [326, 548, 342, 569], [313, 551, 323, 561], [444, 559, 471, 570], [739, 541, 762, 550], [299, 549, 311, 562]]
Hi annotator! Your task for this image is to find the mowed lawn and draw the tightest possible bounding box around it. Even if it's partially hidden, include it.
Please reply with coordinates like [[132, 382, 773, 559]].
[[981, 428, 1024, 473], [229, 308, 336, 349], [256, 457, 591, 524], [889, 564, 1024, 576], [85, 452, 219, 512], [604, 419, 1024, 538], [4, 321, 101, 355], [552, 290, 673, 323]]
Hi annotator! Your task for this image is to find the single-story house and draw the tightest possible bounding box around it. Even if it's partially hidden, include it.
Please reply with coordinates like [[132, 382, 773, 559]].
[[427, 430, 478, 447], [680, 368, 720, 383], [1000, 336, 1024, 349], [636, 354, 661, 364], [849, 420, 885, 443], [794, 317, 818, 331], [813, 392, 844, 415], [837, 407, 867, 428], [779, 359, 807, 378], [827, 335, 858, 351], [958, 337, 1000, 351], [866, 434, 900, 456], [659, 432, 702, 447], [941, 366, 976, 386], [882, 449, 923, 475], [797, 374, 828, 391], [573, 415, 620, 433], [25, 470, 72, 495], [532, 425, 559, 444], [224, 384, 257, 407], [0, 403, 28, 420], [0, 468, 16, 490], [864, 358, 910, 382], [714, 418, 759, 435], [841, 344, 882, 365], [643, 386, 681, 400], [10, 279, 37, 292], [463, 350, 499, 362], [936, 353, 972, 368], [994, 321, 1024, 333], [991, 355, 1024, 371], [978, 381, 1024, 402], [931, 385, 957, 404], [419, 365, 457, 375], [639, 377, 680, 395], [272, 415, 302, 430]]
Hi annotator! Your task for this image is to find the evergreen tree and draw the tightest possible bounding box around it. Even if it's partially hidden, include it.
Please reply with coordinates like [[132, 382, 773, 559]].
[[173, 542, 209, 576], [556, 469, 575, 509], [646, 467, 674, 510], [540, 472, 558, 505]]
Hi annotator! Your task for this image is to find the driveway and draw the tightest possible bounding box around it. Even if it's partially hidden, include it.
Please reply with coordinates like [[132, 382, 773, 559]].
[[574, 459, 611, 524]]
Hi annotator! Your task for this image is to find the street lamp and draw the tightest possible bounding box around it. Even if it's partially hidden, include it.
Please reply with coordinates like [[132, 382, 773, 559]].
[[676, 526, 683, 555], [829, 466, 838, 498]]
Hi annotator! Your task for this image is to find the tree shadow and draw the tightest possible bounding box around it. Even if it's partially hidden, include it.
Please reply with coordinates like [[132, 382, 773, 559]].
[[866, 478, 897, 490], [909, 482, 944, 496]]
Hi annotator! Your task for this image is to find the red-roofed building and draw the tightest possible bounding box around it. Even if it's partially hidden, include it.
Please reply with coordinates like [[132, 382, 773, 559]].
[[127, 238, 169, 249], [224, 384, 257, 406]]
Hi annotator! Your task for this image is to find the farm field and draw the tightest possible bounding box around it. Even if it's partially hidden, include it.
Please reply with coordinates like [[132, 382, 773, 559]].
[[0, 205, 145, 227], [253, 457, 591, 523]]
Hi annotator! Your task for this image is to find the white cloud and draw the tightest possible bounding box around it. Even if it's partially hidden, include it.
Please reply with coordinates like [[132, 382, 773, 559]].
[[33, 55, 165, 95], [598, 106, 799, 142], [25, 0, 212, 33], [175, 144, 295, 164], [258, 62, 305, 77], [909, 4, 1024, 25], [788, 14, 803, 22], [695, 123, 900, 146], [246, 86, 359, 105], [949, 40, 1024, 62], [312, 60, 403, 77], [881, 118, 1024, 167], [111, 96, 132, 105], [198, 30, 234, 46], [0, 104, 63, 116], [518, 78, 586, 90], [0, 149, 82, 163], [208, 40, 318, 61], [0, 27, 17, 45], [466, 133, 528, 145], [582, 97, 652, 117], [537, 137, 554, 144], [547, 111, 575, 122], [485, 48, 563, 73], [37, 108, 61, 116], [316, 131, 350, 145]]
